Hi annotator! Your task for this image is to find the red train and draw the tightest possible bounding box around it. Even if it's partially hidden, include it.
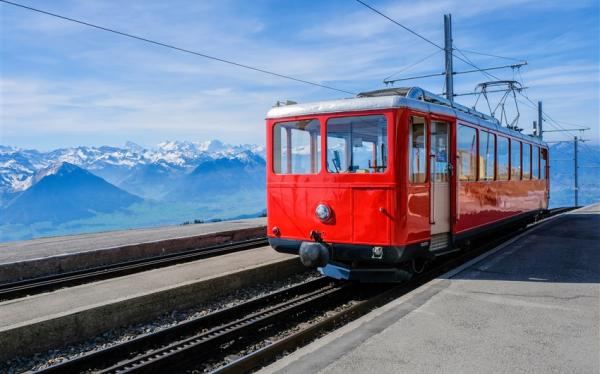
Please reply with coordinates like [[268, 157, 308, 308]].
[[266, 87, 549, 282]]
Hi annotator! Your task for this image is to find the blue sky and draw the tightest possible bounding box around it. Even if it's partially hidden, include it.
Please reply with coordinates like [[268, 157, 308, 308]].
[[1, 0, 598, 150]]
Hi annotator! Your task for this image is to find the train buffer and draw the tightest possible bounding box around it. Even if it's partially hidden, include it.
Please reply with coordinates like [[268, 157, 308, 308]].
[[264, 204, 600, 374]]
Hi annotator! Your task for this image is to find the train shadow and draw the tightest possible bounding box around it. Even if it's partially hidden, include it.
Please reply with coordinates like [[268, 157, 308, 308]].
[[448, 213, 600, 284]]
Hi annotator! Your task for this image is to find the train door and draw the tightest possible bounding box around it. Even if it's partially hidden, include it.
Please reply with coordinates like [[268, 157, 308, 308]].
[[429, 121, 451, 249]]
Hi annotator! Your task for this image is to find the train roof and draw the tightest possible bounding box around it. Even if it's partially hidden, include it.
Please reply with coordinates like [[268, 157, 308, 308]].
[[266, 87, 547, 146]]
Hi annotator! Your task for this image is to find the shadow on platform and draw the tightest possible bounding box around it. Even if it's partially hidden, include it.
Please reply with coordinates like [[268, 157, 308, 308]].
[[451, 213, 600, 284]]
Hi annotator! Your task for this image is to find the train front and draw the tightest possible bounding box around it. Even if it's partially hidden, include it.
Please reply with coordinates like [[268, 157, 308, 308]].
[[266, 99, 409, 282]]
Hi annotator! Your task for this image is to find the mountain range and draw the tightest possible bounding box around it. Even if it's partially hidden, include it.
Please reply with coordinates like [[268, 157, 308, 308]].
[[1, 162, 142, 225], [0, 140, 267, 241], [0, 140, 598, 242], [1, 140, 264, 200]]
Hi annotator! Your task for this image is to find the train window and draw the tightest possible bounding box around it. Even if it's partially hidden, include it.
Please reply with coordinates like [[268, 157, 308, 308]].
[[532, 146, 540, 180], [479, 131, 495, 181], [522, 143, 531, 180], [431, 121, 449, 182], [497, 136, 509, 180], [273, 119, 321, 174], [511, 139, 521, 180], [326, 115, 387, 173], [457, 125, 477, 181], [409, 116, 427, 183], [541, 148, 548, 179]]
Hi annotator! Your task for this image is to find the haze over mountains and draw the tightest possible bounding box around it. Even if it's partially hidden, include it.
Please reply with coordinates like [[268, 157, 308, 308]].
[[0, 140, 598, 242], [1, 140, 266, 241]]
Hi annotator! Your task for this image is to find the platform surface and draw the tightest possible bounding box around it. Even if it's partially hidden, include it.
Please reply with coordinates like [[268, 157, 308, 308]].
[[0, 218, 266, 264], [264, 204, 600, 374], [0, 245, 283, 329]]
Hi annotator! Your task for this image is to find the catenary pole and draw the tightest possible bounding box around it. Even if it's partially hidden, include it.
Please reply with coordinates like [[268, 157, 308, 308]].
[[538, 101, 543, 139], [574, 136, 578, 206], [444, 14, 454, 102]]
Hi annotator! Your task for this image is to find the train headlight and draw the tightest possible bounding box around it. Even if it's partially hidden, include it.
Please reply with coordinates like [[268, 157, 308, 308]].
[[315, 203, 332, 222]]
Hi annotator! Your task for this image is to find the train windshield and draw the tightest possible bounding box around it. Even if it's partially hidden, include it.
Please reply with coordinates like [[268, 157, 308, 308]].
[[273, 119, 321, 174], [326, 115, 388, 173]]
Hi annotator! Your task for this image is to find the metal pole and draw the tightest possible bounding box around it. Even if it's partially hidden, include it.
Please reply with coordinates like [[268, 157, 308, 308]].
[[538, 101, 543, 139], [444, 14, 453, 103], [574, 136, 578, 206], [533, 121, 537, 137]]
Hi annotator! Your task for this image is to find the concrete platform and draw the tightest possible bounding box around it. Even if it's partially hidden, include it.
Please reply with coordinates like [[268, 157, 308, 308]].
[[0, 245, 300, 361], [264, 204, 600, 374], [0, 218, 266, 283]]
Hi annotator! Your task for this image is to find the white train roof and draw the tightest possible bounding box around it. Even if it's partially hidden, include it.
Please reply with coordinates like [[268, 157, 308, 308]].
[[266, 87, 547, 146]]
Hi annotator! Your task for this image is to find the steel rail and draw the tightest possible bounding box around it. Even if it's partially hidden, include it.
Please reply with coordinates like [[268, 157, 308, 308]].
[[0, 237, 268, 300]]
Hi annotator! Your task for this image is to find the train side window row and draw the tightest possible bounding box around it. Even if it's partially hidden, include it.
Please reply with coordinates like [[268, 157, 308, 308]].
[[272, 118, 548, 180], [457, 124, 547, 182]]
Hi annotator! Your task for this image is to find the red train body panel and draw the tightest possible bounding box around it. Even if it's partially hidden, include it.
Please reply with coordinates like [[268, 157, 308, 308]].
[[266, 87, 549, 282]]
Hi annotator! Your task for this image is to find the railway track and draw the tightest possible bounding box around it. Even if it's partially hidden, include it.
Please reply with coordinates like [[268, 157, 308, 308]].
[[33, 207, 571, 373], [35, 276, 347, 373], [0, 237, 268, 301]]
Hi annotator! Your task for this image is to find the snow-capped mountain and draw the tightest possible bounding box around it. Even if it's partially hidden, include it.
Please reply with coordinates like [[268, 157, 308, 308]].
[[0, 140, 266, 198], [1, 140, 268, 241], [1, 162, 142, 225], [167, 151, 266, 202], [0, 148, 42, 200]]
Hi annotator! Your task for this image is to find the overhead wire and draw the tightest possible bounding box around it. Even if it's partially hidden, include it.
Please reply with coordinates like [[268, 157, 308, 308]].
[[354, 0, 518, 87], [354, 0, 598, 157], [519, 92, 578, 136], [453, 47, 503, 81], [354, 0, 444, 50], [518, 94, 571, 136], [363, 4, 591, 147], [514, 75, 594, 148], [0, 0, 357, 95], [453, 48, 525, 62], [444, 42, 592, 149], [355, 0, 536, 135], [551, 119, 594, 129], [384, 49, 442, 82], [519, 93, 599, 163]]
